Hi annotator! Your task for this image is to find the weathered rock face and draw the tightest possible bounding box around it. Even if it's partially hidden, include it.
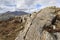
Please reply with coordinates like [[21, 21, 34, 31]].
[[0, 6, 60, 40]]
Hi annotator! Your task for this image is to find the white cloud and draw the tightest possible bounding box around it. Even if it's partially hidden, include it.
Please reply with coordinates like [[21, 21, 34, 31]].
[[0, 0, 16, 13], [0, 0, 60, 13]]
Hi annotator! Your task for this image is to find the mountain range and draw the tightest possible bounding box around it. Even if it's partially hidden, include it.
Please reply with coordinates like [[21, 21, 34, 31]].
[[0, 11, 29, 21]]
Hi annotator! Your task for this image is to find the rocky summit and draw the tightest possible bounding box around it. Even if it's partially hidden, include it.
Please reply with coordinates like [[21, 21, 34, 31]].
[[0, 6, 60, 40]]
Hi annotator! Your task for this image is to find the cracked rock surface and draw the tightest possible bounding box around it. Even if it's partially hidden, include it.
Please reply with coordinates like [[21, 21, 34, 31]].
[[0, 6, 60, 40]]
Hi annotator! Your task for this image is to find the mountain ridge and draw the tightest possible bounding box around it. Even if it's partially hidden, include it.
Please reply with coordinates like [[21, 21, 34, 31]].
[[0, 6, 60, 40]]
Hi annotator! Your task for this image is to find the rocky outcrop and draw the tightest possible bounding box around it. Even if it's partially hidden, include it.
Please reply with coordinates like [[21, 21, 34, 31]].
[[0, 6, 60, 40]]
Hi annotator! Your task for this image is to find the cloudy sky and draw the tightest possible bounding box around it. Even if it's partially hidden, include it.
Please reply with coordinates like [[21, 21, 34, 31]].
[[0, 0, 60, 13]]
